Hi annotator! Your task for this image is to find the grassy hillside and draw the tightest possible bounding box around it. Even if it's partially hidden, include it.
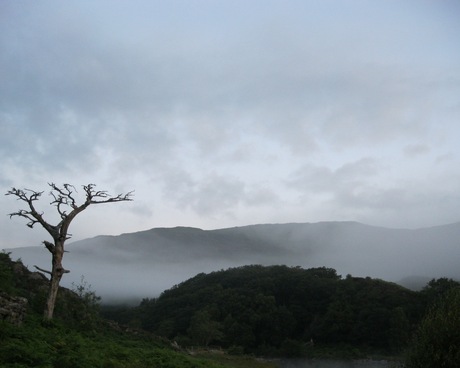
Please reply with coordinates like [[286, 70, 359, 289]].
[[0, 252, 276, 368]]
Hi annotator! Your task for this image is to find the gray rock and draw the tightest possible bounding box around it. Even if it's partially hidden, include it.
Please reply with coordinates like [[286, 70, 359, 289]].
[[0, 292, 28, 326]]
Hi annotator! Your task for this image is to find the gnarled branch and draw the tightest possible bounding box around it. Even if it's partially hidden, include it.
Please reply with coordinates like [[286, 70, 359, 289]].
[[6, 182, 133, 320], [82, 184, 134, 205], [34, 265, 52, 275], [49, 183, 78, 219], [6, 188, 58, 236], [7, 183, 134, 242]]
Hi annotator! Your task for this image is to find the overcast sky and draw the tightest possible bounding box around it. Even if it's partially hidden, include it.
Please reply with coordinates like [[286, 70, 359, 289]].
[[1, 0, 460, 249]]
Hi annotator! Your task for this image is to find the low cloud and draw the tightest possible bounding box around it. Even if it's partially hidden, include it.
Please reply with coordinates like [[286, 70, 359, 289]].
[[1, 1, 460, 249], [404, 144, 430, 157]]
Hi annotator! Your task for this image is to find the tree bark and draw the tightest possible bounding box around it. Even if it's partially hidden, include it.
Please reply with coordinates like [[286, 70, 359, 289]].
[[43, 241, 68, 320]]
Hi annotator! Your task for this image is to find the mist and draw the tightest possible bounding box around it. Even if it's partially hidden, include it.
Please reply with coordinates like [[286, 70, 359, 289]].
[[7, 221, 460, 303]]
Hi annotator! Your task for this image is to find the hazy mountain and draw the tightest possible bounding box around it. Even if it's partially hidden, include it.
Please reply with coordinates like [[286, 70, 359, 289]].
[[6, 221, 460, 302]]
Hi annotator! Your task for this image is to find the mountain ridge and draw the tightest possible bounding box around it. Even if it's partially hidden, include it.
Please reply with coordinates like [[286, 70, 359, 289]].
[[6, 221, 460, 302]]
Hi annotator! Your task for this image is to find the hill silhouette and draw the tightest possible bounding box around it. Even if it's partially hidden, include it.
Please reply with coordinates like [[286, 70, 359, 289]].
[[7, 221, 460, 302], [133, 265, 423, 356]]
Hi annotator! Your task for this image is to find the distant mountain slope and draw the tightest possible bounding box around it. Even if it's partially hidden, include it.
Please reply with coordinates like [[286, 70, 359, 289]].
[[6, 221, 460, 302]]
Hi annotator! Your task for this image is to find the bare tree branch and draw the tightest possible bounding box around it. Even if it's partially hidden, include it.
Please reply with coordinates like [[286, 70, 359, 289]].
[[34, 265, 70, 275], [6, 188, 59, 237], [49, 183, 78, 219], [6, 182, 133, 319], [34, 265, 52, 275], [82, 184, 134, 205]]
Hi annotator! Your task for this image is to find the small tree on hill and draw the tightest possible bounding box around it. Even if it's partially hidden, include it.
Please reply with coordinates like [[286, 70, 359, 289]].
[[405, 287, 460, 368], [187, 310, 223, 347], [6, 183, 133, 320]]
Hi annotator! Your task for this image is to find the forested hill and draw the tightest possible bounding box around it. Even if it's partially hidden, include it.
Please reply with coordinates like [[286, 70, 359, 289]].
[[8, 221, 460, 301], [104, 265, 459, 357]]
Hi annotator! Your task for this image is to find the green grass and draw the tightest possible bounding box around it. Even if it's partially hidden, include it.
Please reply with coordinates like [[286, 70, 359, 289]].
[[192, 352, 278, 368], [0, 315, 278, 368]]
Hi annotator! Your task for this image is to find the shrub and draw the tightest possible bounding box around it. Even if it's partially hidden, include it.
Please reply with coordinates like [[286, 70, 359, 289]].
[[405, 287, 460, 368]]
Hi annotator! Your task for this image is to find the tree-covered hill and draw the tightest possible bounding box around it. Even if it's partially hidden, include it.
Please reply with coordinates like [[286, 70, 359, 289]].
[[111, 265, 458, 358]]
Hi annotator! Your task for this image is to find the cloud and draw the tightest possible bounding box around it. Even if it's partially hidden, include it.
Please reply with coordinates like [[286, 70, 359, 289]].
[[1, 0, 460, 249], [404, 144, 431, 157], [284, 155, 460, 228], [159, 165, 282, 222], [288, 158, 378, 194]]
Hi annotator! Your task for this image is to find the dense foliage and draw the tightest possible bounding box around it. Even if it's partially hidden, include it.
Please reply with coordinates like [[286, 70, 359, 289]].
[[115, 265, 427, 357], [405, 287, 460, 367]]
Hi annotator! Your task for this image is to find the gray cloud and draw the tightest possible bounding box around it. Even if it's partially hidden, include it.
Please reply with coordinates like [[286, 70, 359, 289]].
[[1, 0, 460, 248], [288, 158, 379, 194], [404, 144, 431, 157]]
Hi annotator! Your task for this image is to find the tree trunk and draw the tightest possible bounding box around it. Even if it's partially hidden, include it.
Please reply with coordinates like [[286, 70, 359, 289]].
[[43, 241, 66, 320], [6, 184, 133, 320], [44, 272, 62, 320]]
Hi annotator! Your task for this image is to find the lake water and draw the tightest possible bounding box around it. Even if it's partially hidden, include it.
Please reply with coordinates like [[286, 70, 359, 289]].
[[277, 359, 400, 368]]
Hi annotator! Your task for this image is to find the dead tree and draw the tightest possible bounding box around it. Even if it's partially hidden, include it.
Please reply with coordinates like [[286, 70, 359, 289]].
[[6, 183, 133, 320]]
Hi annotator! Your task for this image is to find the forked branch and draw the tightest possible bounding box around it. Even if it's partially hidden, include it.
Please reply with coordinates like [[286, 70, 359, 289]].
[[6, 188, 58, 236], [83, 183, 134, 205], [6, 183, 134, 241], [6, 182, 133, 320]]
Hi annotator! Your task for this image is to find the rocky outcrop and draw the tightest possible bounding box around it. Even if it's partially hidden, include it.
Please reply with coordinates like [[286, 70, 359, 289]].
[[0, 292, 28, 326]]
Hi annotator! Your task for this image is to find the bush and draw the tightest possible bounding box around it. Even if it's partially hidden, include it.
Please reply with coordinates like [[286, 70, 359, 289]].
[[279, 339, 306, 357], [0, 252, 15, 293], [405, 287, 460, 368]]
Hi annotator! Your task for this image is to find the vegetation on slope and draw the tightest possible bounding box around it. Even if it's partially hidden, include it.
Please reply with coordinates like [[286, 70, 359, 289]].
[[0, 252, 275, 368], [405, 287, 460, 368], [2, 250, 460, 366], [104, 265, 460, 359]]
